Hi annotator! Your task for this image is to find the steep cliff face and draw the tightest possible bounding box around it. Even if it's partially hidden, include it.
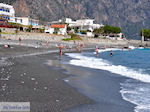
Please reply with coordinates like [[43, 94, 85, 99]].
[[13, 0, 29, 17], [1, 0, 150, 39]]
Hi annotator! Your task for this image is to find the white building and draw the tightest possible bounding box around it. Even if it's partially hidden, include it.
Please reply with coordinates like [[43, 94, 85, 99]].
[[105, 33, 126, 40], [45, 24, 67, 35], [65, 18, 76, 26], [76, 19, 94, 26], [0, 3, 15, 22], [69, 18, 104, 32], [15, 17, 39, 26]]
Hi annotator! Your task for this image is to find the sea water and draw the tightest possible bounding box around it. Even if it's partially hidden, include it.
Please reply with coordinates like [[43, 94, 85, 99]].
[[66, 48, 150, 112]]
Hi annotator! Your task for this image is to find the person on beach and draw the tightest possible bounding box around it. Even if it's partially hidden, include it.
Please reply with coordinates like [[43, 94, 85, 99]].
[[76, 43, 80, 51], [80, 43, 84, 48], [19, 37, 21, 42], [56, 44, 64, 56], [19, 37, 22, 45], [4, 44, 10, 48]]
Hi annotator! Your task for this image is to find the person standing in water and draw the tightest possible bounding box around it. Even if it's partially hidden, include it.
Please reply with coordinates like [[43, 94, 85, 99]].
[[56, 44, 64, 56], [95, 47, 99, 55], [95, 46, 99, 55]]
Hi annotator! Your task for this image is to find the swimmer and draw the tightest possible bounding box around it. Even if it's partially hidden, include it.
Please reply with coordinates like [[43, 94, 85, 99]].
[[110, 50, 113, 56]]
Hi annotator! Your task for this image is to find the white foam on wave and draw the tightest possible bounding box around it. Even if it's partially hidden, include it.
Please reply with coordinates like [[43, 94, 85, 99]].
[[66, 48, 150, 112], [66, 48, 150, 83], [120, 80, 150, 112]]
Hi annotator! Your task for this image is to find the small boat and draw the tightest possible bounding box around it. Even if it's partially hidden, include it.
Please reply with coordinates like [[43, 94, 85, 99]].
[[138, 47, 144, 49]]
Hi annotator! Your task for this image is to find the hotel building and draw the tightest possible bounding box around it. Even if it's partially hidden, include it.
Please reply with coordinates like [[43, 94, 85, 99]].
[[0, 3, 15, 22]]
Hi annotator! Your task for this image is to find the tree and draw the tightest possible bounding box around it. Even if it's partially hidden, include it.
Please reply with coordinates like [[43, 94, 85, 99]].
[[93, 25, 121, 35], [93, 27, 104, 34], [67, 26, 72, 32], [103, 25, 121, 34], [74, 27, 79, 33], [140, 29, 150, 40]]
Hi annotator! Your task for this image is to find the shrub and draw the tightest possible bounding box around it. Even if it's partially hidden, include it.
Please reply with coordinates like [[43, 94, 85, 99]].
[[63, 34, 82, 41]]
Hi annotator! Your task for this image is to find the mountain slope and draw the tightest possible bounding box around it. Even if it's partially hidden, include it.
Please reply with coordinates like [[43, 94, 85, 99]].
[[1, 0, 150, 39]]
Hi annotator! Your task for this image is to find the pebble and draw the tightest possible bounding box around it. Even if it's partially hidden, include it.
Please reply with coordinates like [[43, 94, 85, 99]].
[[44, 87, 48, 90], [1, 78, 9, 81], [56, 100, 59, 102], [31, 78, 35, 81], [64, 79, 69, 82], [1, 68, 4, 71], [21, 81, 24, 84]]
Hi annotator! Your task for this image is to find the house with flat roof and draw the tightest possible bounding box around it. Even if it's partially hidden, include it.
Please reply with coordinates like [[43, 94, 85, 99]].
[[15, 17, 39, 26], [69, 18, 104, 32], [64, 18, 76, 26], [45, 24, 67, 35], [0, 3, 15, 22]]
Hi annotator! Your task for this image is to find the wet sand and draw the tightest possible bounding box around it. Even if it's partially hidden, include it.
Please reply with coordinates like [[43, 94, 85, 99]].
[[62, 65, 136, 112], [46, 52, 136, 112]]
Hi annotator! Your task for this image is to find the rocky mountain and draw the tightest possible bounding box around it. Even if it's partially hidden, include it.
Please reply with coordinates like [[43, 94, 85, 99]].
[[1, 0, 150, 39]]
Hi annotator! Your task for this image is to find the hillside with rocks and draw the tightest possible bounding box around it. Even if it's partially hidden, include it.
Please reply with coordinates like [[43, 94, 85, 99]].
[[1, 0, 150, 39]]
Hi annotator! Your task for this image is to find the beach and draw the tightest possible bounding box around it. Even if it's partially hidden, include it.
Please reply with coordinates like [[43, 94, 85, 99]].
[[0, 36, 138, 112], [0, 45, 93, 112]]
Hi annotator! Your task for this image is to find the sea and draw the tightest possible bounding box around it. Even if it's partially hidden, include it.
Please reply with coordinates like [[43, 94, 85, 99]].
[[66, 48, 150, 112]]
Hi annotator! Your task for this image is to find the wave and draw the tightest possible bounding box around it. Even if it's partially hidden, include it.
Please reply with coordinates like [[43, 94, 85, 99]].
[[66, 48, 150, 112], [66, 49, 150, 83], [120, 80, 150, 112]]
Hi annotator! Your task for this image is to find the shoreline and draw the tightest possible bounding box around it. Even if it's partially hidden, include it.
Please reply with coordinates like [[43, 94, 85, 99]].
[[0, 40, 137, 112], [56, 55, 136, 112]]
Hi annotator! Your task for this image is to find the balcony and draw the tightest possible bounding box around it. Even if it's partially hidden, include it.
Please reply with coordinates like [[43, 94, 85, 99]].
[[0, 11, 13, 16], [0, 8, 10, 12]]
